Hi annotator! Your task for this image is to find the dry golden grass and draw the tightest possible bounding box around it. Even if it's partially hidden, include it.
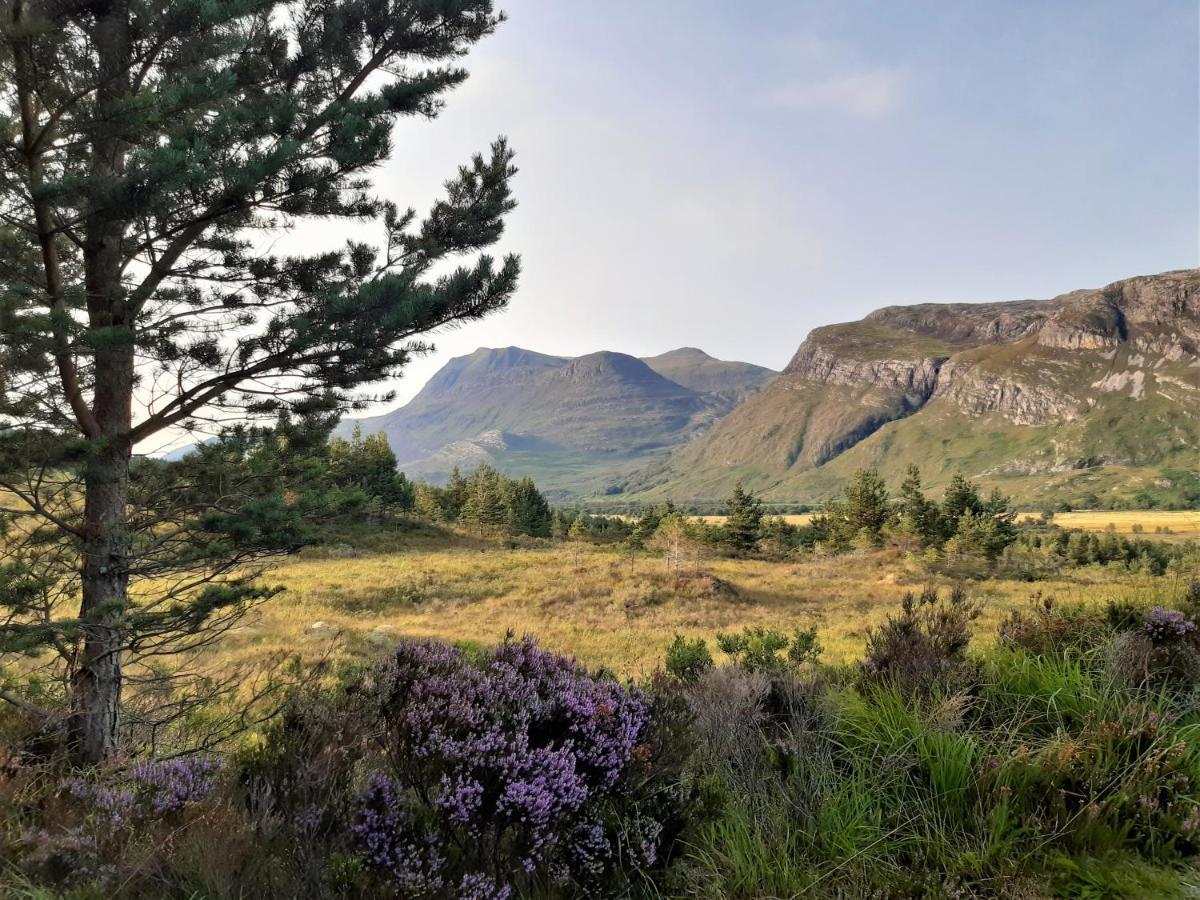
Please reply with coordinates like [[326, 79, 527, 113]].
[[695, 510, 1198, 537], [1022, 510, 1200, 541], [213, 527, 1197, 677], [692, 513, 814, 526]]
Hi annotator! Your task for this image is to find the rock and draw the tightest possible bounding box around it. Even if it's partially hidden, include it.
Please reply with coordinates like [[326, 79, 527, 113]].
[[366, 625, 399, 647]]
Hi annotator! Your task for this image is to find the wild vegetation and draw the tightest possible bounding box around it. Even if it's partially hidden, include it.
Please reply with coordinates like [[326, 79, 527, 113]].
[[2, 448, 1198, 896], [0, 1, 1196, 897]]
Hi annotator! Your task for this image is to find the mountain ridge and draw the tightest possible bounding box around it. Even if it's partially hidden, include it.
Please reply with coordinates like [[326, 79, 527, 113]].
[[624, 269, 1200, 507], [340, 345, 777, 494]]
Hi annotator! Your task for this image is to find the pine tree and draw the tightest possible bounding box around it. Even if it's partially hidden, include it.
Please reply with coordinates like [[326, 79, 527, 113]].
[[460, 466, 508, 536], [551, 509, 572, 541], [724, 481, 764, 556], [567, 514, 593, 542], [443, 467, 471, 521], [843, 468, 893, 539], [941, 475, 984, 538], [896, 465, 942, 546], [328, 427, 412, 509], [506, 476, 551, 537], [0, 2, 517, 761]]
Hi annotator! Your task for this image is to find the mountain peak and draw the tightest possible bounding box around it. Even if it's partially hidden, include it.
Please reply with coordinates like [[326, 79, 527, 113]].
[[645, 347, 714, 362]]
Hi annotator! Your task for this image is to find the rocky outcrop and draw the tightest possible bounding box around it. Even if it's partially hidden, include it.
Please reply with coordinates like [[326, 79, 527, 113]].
[[932, 361, 1080, 425], [786, 342, 944, 401], [865, 299, 1053, 345], [784, 271, 1199, 428]]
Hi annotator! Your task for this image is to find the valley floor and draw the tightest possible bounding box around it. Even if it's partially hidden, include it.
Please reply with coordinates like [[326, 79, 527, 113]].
[[216, 522, 1197, 675]]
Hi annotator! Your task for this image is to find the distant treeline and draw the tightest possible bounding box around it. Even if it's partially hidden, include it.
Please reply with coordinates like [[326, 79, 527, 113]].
[[178, 427, 1194, 577]]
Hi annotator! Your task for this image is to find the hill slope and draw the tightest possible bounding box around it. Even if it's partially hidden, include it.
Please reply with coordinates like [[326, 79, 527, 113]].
[[343, 347, 776, 495], [626, 270, 1200, 508]]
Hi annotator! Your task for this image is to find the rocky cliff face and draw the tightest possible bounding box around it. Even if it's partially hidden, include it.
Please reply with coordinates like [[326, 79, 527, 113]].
[[786, 340, 944, 402]]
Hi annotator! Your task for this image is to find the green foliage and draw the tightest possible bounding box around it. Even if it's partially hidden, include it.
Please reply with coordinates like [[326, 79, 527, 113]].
[[895, 464, 942, 547], [625, 501, 674, 549], [0, 0, 519, 759], [722, 481, 764, 556], [814, 467, 895, 550], [412, 465, 553, 537], [716, 625, 823, 673], [664, 635, 714, 683], [327, 426, 413, 510], [505, 476, 552, 538]]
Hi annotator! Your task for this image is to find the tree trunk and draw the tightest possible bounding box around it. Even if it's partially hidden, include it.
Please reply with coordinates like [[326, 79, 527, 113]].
[[70, 441, 131, 762], [66, 0, 134, 764]]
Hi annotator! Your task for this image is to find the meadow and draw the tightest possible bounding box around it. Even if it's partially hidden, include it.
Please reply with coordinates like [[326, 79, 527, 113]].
[[217, 520, 1200, 676]]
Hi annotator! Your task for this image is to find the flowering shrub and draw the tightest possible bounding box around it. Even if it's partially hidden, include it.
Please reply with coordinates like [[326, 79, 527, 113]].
[[243, 636, 692, 897], [16, 756, 221, 886], [358, 637, 668, 893], [1143, 607, 1198, 645], [861, 585, 981, 695], [1111, 607, 1200, 691], [998, 592, 1108, 657]]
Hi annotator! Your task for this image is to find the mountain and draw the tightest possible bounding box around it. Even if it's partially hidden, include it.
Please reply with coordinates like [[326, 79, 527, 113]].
[[343, 346, 777, 495], [640, 348, 776, 403], [626, 270, 1200, 508]]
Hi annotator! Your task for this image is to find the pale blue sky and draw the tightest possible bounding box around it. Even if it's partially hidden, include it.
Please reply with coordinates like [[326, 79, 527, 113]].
[[364, 0, 1198, 404]]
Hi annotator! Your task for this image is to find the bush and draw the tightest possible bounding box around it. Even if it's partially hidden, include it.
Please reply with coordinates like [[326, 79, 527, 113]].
[[664, 635, 714, 683], [1110, 607, 1200, 692], [860, 585, 981, 696], [10, 757, 222, 889], [988, 702, 1200, 859], [998, 592, 1108, 657], [716, 626, 822, 674], [243, 636, 688, 897]]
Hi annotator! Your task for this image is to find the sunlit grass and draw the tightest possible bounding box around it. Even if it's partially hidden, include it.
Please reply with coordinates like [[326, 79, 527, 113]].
[[211, 526, 1196, 677]]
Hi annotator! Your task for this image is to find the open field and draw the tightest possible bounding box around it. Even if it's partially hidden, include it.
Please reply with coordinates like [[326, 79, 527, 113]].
[[684, 510, 1199, 540], [216, 525, 1200, 676], [1032, 509, 1200, 540]]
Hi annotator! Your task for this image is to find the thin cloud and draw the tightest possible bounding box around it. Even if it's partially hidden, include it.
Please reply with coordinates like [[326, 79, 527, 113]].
[[761, 68, 907, 119]]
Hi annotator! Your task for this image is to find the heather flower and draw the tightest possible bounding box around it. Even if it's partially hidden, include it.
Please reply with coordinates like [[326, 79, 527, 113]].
[[352, 772, 445, 893], [359, 636, 660, 889], [129, 756, 222, 814], [1143, 607, 1197, 645], [458, 872, 512, 900], [62, 779, 135, 829]]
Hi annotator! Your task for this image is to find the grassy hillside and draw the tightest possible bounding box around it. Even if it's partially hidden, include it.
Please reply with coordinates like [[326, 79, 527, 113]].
[[623, 271, 1200, 509]]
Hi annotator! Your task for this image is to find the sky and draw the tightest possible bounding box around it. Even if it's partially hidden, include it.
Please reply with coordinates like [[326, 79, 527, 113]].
[[329, 0, 1199, 409]]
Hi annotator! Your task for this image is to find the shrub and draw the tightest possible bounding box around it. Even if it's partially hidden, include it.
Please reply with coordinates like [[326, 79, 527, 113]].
[[245, 636, 687, 897], [716, 626, 822, 674], [1105, 598, 1145, 632], [1110, 607, 1200, 692], [12, 757, 222, 888], [681, 665, 829, 816], [988, 704, 1200, 859], [860, 585, 981, 696], [998, 592, 1108, 657], [664, 635, 714, 684]]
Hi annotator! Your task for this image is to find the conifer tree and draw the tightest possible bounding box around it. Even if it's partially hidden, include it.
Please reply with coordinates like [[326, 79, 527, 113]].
[[0, 1, 517, 761], [896, 464, 941, 546], [843, 467, 893, 538], [941, 474, 984, 538], [443, 467, 471, 521], [724, 481, 763, 556], [328, 426, 413, 509], [505, 476, 551, 537], [460, 465, 507, 535]]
